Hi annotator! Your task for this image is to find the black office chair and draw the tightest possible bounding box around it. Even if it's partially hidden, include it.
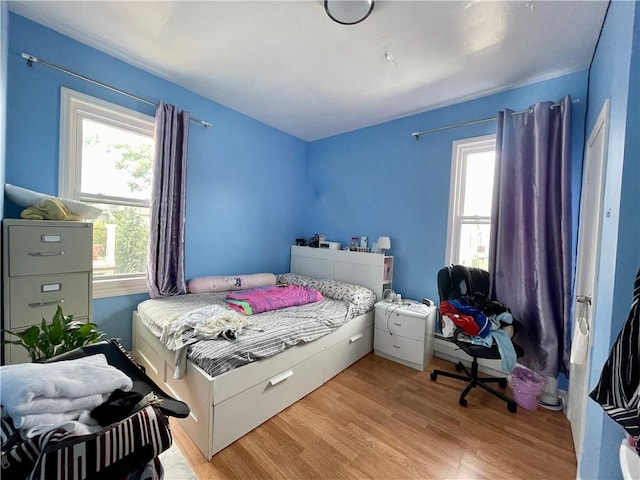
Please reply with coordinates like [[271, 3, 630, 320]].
[[430, 265, 523, 413]]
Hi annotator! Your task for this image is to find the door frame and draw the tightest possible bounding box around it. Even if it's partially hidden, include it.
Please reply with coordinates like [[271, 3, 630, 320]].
[[566, 98, 610, 464]]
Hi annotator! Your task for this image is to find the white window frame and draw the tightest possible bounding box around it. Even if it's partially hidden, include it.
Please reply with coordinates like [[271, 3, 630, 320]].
[[59, 87, 154, 298], [445, 134, 496, 266]]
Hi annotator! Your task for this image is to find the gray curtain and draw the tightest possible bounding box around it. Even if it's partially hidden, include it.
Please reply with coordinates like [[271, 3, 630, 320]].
[[147, 102, 189, 298], [489, 96, 572, 378]]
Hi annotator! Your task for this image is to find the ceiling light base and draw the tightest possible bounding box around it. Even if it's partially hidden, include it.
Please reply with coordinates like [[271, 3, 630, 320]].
[[325, 0, 375, 25]]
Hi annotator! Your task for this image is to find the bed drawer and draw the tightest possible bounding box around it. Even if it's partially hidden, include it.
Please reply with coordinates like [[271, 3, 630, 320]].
[[212, 352, 324, 455], [323, 325, 373, 381]]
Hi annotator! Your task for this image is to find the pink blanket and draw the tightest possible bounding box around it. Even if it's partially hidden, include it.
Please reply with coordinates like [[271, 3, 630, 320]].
[[225, 285, 323, 315]]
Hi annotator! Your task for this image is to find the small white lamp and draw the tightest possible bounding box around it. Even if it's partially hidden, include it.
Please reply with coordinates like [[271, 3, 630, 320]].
[[377, 236, 391, 255]]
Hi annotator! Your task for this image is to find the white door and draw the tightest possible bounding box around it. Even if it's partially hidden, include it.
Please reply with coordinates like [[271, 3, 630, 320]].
[[566, 99, 610, 462]]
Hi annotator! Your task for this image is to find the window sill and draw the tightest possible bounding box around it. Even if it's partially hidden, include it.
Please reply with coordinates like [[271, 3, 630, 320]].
[[93, 276, 148, 299]]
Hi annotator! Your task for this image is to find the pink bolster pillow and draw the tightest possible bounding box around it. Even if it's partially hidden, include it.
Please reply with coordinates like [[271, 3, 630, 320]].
[[187, 273, 277, 293]]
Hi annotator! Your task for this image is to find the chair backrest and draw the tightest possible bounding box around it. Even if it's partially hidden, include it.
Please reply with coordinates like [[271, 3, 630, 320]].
[[437, 265, 490, 302]]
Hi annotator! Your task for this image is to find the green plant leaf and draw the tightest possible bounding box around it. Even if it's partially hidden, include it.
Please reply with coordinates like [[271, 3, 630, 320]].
[[3, 306, 105, 361], [20, 326, 41, 347]]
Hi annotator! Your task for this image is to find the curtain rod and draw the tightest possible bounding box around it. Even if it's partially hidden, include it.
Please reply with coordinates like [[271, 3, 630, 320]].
[[411, 98, 579, 140], [21, 52, 213, 129]]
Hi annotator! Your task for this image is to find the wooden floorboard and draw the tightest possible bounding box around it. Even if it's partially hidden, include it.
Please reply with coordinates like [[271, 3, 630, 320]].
[[171, 354, 577, 480]]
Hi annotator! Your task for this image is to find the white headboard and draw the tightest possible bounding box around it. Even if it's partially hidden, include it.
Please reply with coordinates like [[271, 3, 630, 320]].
[[289, 245, 393, 301]]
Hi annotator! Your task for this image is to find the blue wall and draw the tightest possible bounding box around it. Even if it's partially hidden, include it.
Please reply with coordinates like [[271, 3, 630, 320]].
[[4, 14, 308, 348], [306, 73, 588, 305], [4, 10, 639, 480], [0, 1, 7, 215], [581, 2, 639, 479]]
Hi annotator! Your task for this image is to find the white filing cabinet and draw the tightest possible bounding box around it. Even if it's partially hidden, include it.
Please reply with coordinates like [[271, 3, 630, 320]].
[[373, 300, 436, 371], [2, 219, 93, 364]]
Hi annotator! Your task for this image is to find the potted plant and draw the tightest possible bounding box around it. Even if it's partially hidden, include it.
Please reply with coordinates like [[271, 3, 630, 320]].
[[2, 305, 104, 362]]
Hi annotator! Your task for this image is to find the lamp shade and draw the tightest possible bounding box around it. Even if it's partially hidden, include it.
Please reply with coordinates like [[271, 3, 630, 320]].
[[377, 236, 391, 250]]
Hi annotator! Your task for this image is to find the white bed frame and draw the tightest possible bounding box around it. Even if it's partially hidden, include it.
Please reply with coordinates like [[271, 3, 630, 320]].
[[132, 310, 372, 459], [131, 247, 381, 459]]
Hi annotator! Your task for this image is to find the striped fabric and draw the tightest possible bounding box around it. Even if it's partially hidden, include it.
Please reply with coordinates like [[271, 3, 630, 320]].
[[1, 412, 68, 479], [137, 276, 376, 377], [27, 406, 171, 480], [139, 292, 350, 377], [590, 268, 640, 452]]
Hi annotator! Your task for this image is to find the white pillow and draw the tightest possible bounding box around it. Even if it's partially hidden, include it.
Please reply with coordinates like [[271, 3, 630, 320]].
[[187, 273, 277, 293], [5, 184, 104, 219]]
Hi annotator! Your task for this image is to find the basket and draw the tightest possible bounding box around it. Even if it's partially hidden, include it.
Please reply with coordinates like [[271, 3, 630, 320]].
[[510, 366, 545, 411]]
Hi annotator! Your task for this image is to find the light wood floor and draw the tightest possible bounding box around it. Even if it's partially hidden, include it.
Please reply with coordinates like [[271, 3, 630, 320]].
[[171, 354, 576, 480]]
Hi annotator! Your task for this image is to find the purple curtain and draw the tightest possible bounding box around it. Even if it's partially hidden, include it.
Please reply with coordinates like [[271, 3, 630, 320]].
[[147, 103, 189, 298], [489, 96, 572, 378]]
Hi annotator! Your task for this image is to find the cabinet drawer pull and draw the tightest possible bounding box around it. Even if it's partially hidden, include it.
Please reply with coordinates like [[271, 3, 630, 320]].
[[28, 251, 65, 257], [393, 345, 401, 349], [269, 370, 293, 386], [393, 322, 402, 326], [28, 299, 64, 308], [349, 333, 364, 343]]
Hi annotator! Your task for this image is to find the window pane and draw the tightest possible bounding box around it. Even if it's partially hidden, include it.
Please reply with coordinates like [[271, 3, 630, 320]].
[[457, 222, 490, 270], [462, 150, 494, 216], [81, 118, 153, 201], [91, 203, 150, 276]]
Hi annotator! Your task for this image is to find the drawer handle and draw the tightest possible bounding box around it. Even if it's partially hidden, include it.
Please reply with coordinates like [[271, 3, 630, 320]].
[[28, 251, 65, 257], [269, 370, 293, 386], [28, 299, 64, 308], [393, 345, 401, 349], [393, 322, 402, 326], [349, 333, 364, 343]]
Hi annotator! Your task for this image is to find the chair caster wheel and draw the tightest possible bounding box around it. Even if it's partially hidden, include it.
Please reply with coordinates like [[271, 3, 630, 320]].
[[455, 362, 463, 372], [508, 402, 517, 413], [499, 378, 508, 388], [459, 397, 468, 407], [430, 372, 437, 381]]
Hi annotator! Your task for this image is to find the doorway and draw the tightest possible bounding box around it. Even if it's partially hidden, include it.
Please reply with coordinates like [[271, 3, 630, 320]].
[[566, 99, 610, 461]]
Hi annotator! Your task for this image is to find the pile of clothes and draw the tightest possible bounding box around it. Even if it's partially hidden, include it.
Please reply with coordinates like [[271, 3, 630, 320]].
[[1, 354, 133, 436], [440, 292, 518, 372], [0, 352, 170, 480], [20, 198, 82, 221]]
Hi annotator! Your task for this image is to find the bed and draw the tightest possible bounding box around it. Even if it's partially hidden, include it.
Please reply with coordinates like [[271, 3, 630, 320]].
[[131, 270, 378, 460]]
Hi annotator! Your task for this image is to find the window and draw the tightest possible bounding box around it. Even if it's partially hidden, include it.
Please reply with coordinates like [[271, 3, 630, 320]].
[[445, 135, 496, 269], [59, 88, 154, 298]]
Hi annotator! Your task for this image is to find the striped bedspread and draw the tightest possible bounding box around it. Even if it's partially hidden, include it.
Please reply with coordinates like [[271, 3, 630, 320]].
[[137, 275, 376, 378]]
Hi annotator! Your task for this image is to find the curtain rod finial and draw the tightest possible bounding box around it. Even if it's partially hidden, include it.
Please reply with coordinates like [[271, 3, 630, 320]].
[[21, 53, 37, 67]]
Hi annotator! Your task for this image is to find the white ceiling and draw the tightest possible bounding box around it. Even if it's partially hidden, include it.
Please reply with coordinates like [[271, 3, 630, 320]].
[[9, 1, 608, 141]]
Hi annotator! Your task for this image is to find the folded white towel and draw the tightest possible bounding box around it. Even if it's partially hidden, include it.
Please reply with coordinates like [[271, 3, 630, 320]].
[[24, 419, 103, 439], [10, 394, 107, 425], [0, 354, 132, 417], [14, 410, 87, 430]]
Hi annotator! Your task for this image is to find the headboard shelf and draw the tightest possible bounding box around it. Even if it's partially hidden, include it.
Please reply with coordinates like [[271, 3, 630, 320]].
[[290, 245, 393, 301]]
